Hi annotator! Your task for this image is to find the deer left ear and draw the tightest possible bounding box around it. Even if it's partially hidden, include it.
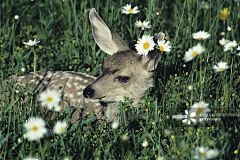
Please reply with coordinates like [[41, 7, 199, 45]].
[[140, 32, 165, 72]]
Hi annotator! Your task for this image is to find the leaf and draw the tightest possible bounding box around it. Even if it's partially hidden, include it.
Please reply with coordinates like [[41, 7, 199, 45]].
[[64, 107, 69, 114], [80, 117, 96, 126]]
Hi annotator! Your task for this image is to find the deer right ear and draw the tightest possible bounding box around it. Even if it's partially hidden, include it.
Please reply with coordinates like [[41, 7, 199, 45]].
[[89, 8, 130, 55]]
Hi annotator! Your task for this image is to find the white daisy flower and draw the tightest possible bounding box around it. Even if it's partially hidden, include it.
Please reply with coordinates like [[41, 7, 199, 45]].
[[213, 61, 229, 72], [193, 146, 209, 159], [63, 157, 70, 160], [183, 43, 206, 62], [121, 134, 129, 141], [224, 40, 237, 52], [192, 101, 209, 109], [193, 146, 219, 160], [157, 40, 172, 52], [135, 20, 151, 30], [135, 35, 155, 56], [182, 110, 197, 125], [187, 85, 193, 91], [54, 105, 61, 112], [122, 4, 140, 14], [219, 38, 230, 46], [23, 39, 40, 46], [21, 68, 26, 72], [204, 148, 220, 159], [23, 117, 47, 141], [190, 101, 210, 119], [192, 31, 210, 40], [142, 140, 149, 148], [156, 156, 165, 160], [39, 90, 61, 110], [23, 156, 41, 160], [14, 15, 19, 20], [200, 1, 209, 9], [227, 26, 232, 31], [237, 46, 240, 50], [111, 121, 119, 129], [53, 121, 68, 134]]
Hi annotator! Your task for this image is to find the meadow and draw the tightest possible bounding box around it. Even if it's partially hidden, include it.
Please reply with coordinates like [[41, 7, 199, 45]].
[[0, 0, 240, 159]]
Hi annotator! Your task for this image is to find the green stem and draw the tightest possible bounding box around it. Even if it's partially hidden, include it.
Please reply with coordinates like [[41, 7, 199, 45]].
[[33, 47, 36, 87], [130, 14, 132, 38], [200, 54, 203, 100], [39, 140, 44, 160]]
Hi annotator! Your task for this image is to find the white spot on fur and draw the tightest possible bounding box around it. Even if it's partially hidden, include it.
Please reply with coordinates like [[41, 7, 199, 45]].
[[66, 82, 72, 88], [37, 75, 44, 79], [68, 76, 74, 80], [83, 79, 88, 83], [73, 82, 79, 86], [44, 81, 49, 85], [75, 76, 83, 81], [72, 99, 79, 103], [77, 92, 82, 96], [68, 93, 74, 98], [55, 75, 61, 78], [46, 73, 53, 78], [79, 85, 85, 89], [51, 80, 56, 84], [76, 85, 86, 90]]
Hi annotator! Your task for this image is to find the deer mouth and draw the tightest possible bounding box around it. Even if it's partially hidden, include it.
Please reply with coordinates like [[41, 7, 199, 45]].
[[99, 95, 125, 103], [84, 96, 106, 102]]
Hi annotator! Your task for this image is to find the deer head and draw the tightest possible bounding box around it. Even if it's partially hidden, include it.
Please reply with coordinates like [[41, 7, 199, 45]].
[[83, 9, 165, 105]]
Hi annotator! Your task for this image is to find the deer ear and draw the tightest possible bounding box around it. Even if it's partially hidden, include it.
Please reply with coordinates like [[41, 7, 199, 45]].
[[141, 49, 161, 72], [153, 32, 165, 43], [140, 32, 165, 71], [89, 8, 130, 55]]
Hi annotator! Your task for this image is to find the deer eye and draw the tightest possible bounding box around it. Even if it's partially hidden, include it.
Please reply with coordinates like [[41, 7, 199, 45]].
[[118, 76, 129, 83]]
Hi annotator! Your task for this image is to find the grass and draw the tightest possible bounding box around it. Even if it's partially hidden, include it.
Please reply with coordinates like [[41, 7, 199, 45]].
[[0, 0, 240, 159]]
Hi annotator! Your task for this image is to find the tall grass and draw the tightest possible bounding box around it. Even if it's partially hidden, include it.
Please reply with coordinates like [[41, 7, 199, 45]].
[[0, 0, 240, 159]]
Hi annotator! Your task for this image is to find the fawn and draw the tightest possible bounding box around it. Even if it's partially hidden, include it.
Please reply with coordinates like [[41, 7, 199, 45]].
[[1, 8, 165, 123]]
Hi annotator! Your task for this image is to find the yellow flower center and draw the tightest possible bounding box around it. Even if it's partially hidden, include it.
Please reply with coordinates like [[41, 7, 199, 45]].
[[229, 46, 232, 49], [143, 42, 150, 49], [196, 109, 203, 114], [198, 37, 205, 40], [128, 9, 133, 12], [204, 3, 208, 6], [140, 24, 145, 27], [33, 126, 38, 131], [199, 152, 205, 157], [191, 51, 198, 57], [159, 46, 164, 51], [47, 97, 53, 102], [219, 68, 224, 71], [61, 127, 65, 132]]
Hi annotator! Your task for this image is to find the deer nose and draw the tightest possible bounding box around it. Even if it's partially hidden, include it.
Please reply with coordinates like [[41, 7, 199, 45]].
[[83, 86, 94, 98]]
